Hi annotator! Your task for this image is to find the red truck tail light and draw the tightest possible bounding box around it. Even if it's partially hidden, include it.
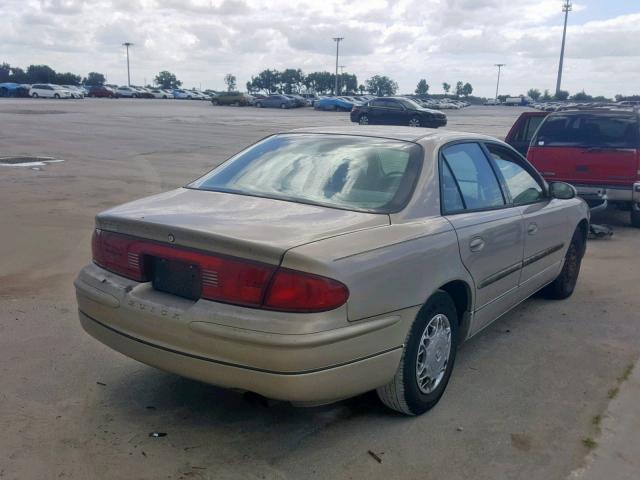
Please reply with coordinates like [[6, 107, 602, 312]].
[[91, 230, 348, 312]]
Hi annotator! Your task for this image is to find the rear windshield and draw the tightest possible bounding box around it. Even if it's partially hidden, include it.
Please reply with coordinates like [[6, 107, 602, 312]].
[[534, 113, 639, 148], [189, 134, 423, 213]]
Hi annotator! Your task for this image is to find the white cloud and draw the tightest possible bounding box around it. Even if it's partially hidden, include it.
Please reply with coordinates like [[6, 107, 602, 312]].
[[0, 0, 638, 96]]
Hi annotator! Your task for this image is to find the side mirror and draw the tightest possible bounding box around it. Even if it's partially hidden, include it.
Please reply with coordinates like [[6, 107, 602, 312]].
[[549, 181, 577, 200]]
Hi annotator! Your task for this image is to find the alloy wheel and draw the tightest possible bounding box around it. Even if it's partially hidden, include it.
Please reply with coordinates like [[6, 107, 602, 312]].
[[409, 117, 421, 127], [359, 115, 369, 125]]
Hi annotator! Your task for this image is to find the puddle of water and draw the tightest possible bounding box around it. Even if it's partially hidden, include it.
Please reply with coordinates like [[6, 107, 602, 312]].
[[0, 156, 65, 167]]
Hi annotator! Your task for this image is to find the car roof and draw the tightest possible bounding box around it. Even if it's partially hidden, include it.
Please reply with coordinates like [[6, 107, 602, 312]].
[[287, 126, 499, 145]]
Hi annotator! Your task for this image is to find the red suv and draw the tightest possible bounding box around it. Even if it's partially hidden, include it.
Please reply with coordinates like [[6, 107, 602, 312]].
[[87, 86, 117, 98], [507, 108, 640, 227]]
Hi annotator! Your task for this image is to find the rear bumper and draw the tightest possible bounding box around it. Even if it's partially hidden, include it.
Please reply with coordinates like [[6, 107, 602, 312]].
[[75, 263, 411, 402], [574, 184, 639, 203], [80, 311, 402, 403]]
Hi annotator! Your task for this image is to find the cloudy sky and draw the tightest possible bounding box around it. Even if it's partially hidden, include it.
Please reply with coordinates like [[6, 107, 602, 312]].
[[2, 0, 639, 97]]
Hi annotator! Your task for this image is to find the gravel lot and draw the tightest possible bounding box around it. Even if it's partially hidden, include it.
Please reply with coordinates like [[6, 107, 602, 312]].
[[1, 99, 638, 480]]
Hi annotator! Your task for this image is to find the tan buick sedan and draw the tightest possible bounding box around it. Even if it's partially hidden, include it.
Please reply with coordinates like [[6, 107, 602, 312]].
[[75, 127, 589, 415]]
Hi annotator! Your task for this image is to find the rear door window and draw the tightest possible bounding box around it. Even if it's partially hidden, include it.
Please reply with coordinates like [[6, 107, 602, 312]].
[[535, 113, 640, 148], [441, 143, 505, 211]]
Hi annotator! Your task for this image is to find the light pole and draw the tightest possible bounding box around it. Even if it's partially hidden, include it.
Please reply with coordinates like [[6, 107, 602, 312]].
[[122, 42, 134, 86], [338, 65, 346, 94], [332, 37, 343, 95], [494, 63, 505, 100], [555, 0, 572, 96]]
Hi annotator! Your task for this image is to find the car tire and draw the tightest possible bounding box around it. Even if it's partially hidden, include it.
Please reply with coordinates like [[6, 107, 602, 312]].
[[187, 96, 192, 100], [256, 102, 262, 108], [630, 208, 640, 228], [280, 103, 287, 109], [377, 290, 459, 415], [358, 114, 369, 125], [54, 94, 60, 99], [408, 116, 421, 127], [211, 100, 218, 106], [32, 93, 39, 98], [542, 229, 585, 300]]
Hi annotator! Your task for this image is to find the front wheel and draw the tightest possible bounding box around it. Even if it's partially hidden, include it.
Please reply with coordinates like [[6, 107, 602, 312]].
[[358, 114, 369, 125], [32, 92, 39, 98], [280, 103, 287, 109], [408, 116, 421, 127], [377, 290, 459, 415], [54, 93, 60, 99], [542, 230, 584, 299], [256, 102, 262, 108]]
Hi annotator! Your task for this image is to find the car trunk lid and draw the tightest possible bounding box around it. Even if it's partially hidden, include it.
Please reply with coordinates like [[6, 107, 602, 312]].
[[95, 187, 389, 265]]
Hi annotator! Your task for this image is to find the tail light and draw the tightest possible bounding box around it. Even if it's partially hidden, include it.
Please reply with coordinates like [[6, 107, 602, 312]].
[[264, 269, 349, 313], [91, 230, 348, 312]]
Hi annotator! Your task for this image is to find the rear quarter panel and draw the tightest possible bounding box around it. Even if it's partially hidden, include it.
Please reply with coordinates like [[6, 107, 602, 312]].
[[281, 217, 473, 322]]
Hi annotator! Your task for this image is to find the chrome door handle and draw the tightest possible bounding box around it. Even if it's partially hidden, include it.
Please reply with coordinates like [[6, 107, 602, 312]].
[[528, 223, 538, 235], [469, 237, 485, 252]]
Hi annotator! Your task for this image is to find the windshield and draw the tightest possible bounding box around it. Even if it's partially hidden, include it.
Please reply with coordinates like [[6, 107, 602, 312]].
[[535, 113, 640, 148], [189, 134, 423, 213]]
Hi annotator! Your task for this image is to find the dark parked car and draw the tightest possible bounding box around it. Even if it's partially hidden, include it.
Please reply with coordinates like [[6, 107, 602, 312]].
[[351, 97, 447, 128], [87, 86, 117, 98], [255, 94, 297, 109], [210, 92, 252, 106]]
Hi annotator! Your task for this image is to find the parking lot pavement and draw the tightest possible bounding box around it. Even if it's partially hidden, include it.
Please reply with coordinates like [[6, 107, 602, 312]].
[[1, 99, 639, 480]]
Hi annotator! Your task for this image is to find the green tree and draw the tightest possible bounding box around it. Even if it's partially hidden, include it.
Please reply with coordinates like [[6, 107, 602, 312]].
[[340, 73, 358, 94], [365, 75, 398, 96], [304, 71, 335, 94], [280, 69, 304, 94], [26, 64, 57, 83], [541, 89, 552, 101], [154, 71, 181, 89], [224, 73, 237, 92], [415, 79, 429, 96], [571, 90, 592, 101], [461, 82, 473, 97], [83, 72, 106, 86], [554, 90, 570, 101], [527, 88, 541, 101], [0, 62, 10, 82], [455, 81, 464, 97], [55, 72, 81, 85], [442, 82, 451, 96], [358, 84, 366, 95], [249, 69, 280, 94]]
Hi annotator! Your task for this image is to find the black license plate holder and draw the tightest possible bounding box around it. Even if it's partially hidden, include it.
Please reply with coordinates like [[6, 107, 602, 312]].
[[151, 257, 201, 301]]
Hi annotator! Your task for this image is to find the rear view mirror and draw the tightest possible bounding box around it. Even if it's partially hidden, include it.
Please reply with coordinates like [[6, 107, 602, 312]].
[[549, 181, 576, 200]]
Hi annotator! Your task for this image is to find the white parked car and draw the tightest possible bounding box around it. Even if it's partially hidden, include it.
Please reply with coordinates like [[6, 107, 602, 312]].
[[62, 85, 85, 98], [29, 84, 73, 99], [116, 86, 140, 98], [148, 88, 171, 99]]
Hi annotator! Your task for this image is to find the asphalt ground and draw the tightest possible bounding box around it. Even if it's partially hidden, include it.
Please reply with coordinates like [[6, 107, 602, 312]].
[[1, 99, 638, 480]]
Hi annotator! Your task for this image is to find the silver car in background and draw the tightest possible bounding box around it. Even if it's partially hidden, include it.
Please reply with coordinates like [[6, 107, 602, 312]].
[[75, 127, 589, 415]]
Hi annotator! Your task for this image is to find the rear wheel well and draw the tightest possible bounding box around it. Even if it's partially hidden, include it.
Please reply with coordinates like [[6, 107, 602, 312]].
[[438, 280, 472, 339]]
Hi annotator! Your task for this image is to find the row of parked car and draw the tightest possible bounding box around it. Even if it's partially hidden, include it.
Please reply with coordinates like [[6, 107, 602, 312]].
[[23, 83, 220, 100]]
